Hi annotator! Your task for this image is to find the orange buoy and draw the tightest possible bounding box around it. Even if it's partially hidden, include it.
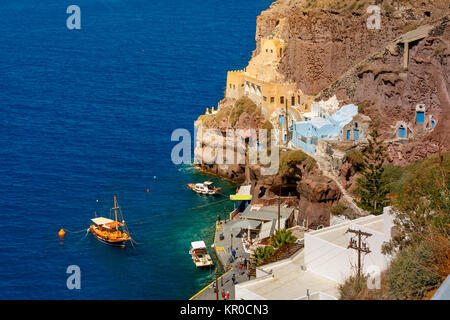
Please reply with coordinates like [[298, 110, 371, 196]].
[[58, 229, 66, 238], [146, 189, 149, 193]]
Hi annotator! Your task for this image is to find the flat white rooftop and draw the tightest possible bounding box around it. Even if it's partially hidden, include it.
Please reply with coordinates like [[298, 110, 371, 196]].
[[312, 214, 386, 248], [236, 250, 339, 300]]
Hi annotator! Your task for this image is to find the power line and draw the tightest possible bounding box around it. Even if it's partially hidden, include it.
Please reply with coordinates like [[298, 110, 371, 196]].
[[346, 228, 372, 278]]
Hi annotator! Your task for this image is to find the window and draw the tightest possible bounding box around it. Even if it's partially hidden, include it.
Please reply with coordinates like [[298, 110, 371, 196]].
[[229, 84, 232, 88], [298, 95, 301, 104], [431, 120, 435, 128], [354, 129, 359, 141], [416, 112, 424, 123], [280, 96, 284, 104], [270, 97, 274, 103], [291, 96, 295, 106], [346, 130, 350, 140], [280, 48, 282, 57], [354, 122, 358, 128], [398, 126, 406, 138], [263, 96, 267, 102]]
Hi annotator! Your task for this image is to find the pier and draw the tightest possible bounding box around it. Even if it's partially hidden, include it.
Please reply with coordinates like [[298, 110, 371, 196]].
[[190, 220, 253, 300]]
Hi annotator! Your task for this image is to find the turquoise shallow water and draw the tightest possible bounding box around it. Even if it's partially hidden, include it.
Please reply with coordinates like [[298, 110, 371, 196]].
[[0, 0, 272, 299]]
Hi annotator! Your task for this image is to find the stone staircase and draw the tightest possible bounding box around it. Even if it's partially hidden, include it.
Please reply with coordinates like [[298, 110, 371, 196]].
[[315, 154, 367, 217]]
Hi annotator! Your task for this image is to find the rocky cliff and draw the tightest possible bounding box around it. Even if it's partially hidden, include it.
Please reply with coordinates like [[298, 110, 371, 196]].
[[194, 0, 449, 228], [254, 0, 449, 164]]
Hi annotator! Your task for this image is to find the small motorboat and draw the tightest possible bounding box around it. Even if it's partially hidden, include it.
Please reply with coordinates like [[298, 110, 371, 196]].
[[189, 241, 214, 268], [89, 196, 131, 248], [187, 181, 221, 195]]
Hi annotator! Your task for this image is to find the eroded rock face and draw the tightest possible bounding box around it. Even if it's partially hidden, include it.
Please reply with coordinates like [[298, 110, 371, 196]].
[[254, 0, 449, 165], [296, 174, 341, 229]]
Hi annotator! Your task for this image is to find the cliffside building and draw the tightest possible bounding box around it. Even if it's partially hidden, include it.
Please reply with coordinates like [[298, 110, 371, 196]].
[[225, 38, 310, 119], [290, 104, 365, 154]]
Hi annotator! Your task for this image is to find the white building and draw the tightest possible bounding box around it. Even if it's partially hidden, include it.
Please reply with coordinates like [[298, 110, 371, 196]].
[[235, 207, 395, 300]]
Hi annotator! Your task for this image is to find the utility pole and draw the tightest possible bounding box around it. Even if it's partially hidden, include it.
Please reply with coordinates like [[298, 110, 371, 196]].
[[285, 98, 289, 146], [346, 228, 372, 278], [215, 269, 219, 300], [230, 233, 233, 251], [278, 184, 281, 232]]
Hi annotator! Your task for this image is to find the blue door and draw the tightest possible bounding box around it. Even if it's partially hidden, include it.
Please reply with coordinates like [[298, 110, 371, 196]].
[[399, 126, 406, 138], [278, 115, 285, 127], [431, 120, 435, 128], [346, 130, 350, 140], [416, 112, 424, 123], [354, 129, 359, 141]]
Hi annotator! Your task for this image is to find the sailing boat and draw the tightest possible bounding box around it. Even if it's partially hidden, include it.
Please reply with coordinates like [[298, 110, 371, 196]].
[[89, 196, 131, 248]]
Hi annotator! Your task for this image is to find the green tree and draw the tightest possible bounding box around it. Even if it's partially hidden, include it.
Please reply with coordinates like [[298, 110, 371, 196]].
[[383, 152, 450, 253], [251, 246, 274, 267], [356, 129, 389, 215], [270, 228, 297, 249]]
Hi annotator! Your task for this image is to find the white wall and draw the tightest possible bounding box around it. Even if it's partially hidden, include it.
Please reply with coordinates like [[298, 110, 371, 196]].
[[305, 212, 395, 284], [304, 232, 355, 283], [235, 285, 267, 300]]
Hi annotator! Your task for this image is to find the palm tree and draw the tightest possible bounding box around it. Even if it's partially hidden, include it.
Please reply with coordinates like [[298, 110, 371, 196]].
[[270, 228, 297, 249], [251, 246, 274, 267]]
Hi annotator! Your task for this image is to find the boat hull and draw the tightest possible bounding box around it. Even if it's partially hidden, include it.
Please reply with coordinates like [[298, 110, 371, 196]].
[[89, 225, 130, 248], [187, 183, 221, 195], [95, 236, 127, 248], [189, 249, 214, 268]]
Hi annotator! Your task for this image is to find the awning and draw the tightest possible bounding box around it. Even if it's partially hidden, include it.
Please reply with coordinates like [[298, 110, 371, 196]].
[[91, 217, 115, 225], [259, 220, 276, 240], [230, 194, 252, 201], [104, 221, 124, 229], [230, 185, 252, 201], [231, 219, 261, 233], [191, 241, 207, 250]]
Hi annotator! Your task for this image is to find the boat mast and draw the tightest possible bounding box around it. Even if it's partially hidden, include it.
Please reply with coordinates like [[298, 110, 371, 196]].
[[113, 195, 119, 231]]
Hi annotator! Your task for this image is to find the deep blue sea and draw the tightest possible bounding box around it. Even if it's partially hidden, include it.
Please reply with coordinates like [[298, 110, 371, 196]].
[[0, 0, 272, 299]]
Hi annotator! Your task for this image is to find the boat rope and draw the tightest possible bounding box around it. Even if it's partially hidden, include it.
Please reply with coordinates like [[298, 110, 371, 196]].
[[189, 198, 230, 210], [64, 228, 89, 234]]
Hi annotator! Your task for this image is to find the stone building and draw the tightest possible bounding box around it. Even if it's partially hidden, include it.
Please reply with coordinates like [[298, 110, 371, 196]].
[[225, 38, 311, 119]]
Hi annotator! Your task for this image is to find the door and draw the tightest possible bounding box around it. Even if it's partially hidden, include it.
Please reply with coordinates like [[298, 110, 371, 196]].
[[416, 112, 424, 123], [346, 130, 350, 140], [399, 126, 406, 138], [354, 129, 359, 141]]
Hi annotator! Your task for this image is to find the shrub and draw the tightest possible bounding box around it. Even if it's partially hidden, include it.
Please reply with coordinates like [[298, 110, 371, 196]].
[[386, 241, 441, 300], [251, 246, 274, 267], [229, 96, 259, 127], [357, 100, 371, 113], [270, 229, 297, 249], [338, 275, 369, 300], [279, 150, 309, 177], [346, 149, 364, 169], [330, 203, 347, 215]]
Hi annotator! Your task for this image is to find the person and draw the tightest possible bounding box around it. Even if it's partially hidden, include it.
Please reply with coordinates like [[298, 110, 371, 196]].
[[239, 264, 243, 275], [217, 215, 221, 224], [226, 291, 230, 300], [243, 258, 248, 270], [232, 249, 236, 259], [231, 273, 236, 284], [222, 289, 225, 300], [213, 282, 216, 293], [247, 269, 251, 280]]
